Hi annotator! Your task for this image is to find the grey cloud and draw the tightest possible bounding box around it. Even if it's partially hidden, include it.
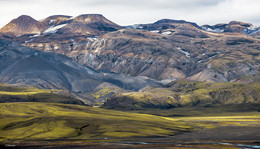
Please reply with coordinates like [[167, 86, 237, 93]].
[[72, 0, 226, 9], [0, 0, 260, 27]]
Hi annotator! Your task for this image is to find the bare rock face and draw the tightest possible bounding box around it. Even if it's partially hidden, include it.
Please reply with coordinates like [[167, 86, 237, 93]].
[[0, 15, 46, 36]]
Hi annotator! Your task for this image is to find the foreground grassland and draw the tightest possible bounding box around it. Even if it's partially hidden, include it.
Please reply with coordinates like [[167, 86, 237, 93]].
[[0, 102, 191, 141], [0, 102, 260, 143]]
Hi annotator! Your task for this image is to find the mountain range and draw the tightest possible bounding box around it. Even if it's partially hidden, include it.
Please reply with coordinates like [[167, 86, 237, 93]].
[[0, 14, 260, 105]]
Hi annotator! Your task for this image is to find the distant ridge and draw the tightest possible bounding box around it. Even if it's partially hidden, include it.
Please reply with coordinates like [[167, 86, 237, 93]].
[[0, 14, 122, 37]]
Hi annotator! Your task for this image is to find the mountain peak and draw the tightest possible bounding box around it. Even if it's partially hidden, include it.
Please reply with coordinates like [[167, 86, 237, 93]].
[[13, 15, 32, 21], [73, 14, 109, 24], [228, 21, 252, 27], [0, 15, 45, 36], [153, 19, 201, 29], [78, 14, 104, 17], [41, 15, 72, 26], [155, 19, 188, 24], [16, 15, 34, 20], [56, 14, 122, 36]]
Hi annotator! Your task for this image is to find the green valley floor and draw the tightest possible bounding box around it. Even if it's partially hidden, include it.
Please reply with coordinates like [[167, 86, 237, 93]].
[[0, 102, 260, 148]]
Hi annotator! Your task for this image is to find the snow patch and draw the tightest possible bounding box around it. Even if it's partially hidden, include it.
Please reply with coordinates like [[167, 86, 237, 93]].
[[29, 34, 40, 38], [49, 19, 55, 24], [162, 31, 172, 35], [202, 27, 224, 33], [125, 24, 141, 29], [70, 16, 77, 20], [25, 39, 34, 43], [137, 26, 143, 29], [177, 47, 190, 57], [248, 26, 259, 30], [150, 30, 160, 33], [43, 23, 68, 34], [211, 28, 224, 33], [87, 37, 98, 42], [245, 26, 260, 35]]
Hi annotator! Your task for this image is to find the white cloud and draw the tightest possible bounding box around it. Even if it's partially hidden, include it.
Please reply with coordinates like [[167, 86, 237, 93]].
[[0, 0, 260, 28]]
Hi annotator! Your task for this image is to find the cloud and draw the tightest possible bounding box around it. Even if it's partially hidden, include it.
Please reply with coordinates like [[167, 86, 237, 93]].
[[0, 0, 260, 28]]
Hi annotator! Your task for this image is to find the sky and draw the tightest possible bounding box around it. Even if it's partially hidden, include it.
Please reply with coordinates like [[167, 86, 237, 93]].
[[0, 0, 260, 28]]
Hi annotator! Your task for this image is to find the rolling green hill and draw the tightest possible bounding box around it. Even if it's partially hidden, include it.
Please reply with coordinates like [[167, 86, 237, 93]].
[[0, 83, 84, 104], [102, 80, 260, 110]]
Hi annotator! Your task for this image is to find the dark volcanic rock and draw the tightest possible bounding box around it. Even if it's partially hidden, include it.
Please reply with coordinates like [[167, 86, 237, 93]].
[[0, 39, 160, 104]]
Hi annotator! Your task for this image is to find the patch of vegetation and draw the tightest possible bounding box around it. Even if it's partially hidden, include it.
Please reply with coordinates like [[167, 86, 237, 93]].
[[91, 88, 112, 99], [102, 80, 260, 109], [0, 83, 83, 104]]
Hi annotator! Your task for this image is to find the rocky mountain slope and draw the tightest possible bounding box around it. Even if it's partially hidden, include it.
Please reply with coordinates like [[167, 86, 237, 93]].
[[0, 14, 259, 84], [0, 39, 160, 104], [91, 20, 260, 82]]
